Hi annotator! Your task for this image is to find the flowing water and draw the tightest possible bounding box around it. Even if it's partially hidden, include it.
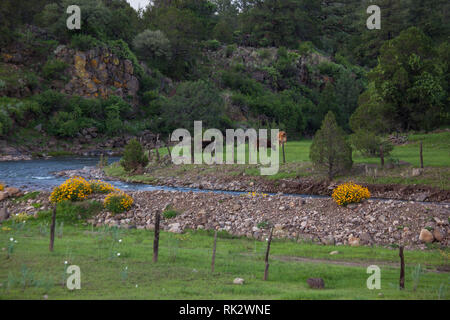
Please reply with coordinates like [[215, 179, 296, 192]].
[[0, 157, 324, 198]]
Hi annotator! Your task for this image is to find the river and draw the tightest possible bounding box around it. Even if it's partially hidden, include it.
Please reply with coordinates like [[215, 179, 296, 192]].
[[0, 156, 324, 198]]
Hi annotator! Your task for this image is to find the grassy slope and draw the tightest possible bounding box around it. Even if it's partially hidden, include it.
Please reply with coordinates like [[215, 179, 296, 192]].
[[0, 221, 448, 300]]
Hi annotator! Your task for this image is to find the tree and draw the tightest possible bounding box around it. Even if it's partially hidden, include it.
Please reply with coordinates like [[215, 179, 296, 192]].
[[133, 29, 171, 65], [121, 139, 149, 173], [310, 111, 353, 180], [159, 80, 230, 134], [241, 0, 322, 48], [368, 27, 447, 131]]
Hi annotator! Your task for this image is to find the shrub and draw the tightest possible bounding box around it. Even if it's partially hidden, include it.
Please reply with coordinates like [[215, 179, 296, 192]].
[[70, 34, 102, 51], [42, 59, 68, 80], [332, 182, 371, 206], [225, 44, 237, 57], [120, 139, 149, 173], [50, 177, 92, 203], [350, 130, 394, 157], [104, 192, 133, 214], [37, 200, 103, 224], [133, 29, 171, 61], [203, 39, 221, 51], [163, 208, 179, 219], [310, 111, 353, 180], [12, 212, 34, 223], [88, 180, 118, 194]]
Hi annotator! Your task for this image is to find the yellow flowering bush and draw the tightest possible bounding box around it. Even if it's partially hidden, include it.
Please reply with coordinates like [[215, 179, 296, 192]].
[[89, 180, 118, 194], [332, 182, 370, 206], [12, 212, 34, 222], [104, 192, 133, 214], [50, 176, 92, 203]]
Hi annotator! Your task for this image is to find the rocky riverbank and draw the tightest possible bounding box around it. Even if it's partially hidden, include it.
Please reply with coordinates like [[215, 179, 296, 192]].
[[0, 189, 448, 250], [55, 165, 450, 203]]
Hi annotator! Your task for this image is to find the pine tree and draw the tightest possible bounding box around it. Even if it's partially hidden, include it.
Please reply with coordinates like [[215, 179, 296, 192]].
[[310, 111, 353, 180]]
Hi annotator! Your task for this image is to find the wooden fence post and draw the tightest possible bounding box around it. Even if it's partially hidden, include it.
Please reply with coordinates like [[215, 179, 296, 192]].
[[49, 206, 57, 252], [263, 227, 274, 281], [211, 230, 218, 273], [153, 210, 161, 263], [420, 141, 424, 169], [380, 144, 384, 168], [282, 142, 286, 164], [399, 245, 405, 290]]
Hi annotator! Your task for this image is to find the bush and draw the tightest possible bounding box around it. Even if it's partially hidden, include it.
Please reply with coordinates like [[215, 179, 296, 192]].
[[350, 130, 394, 157], [225, 44, 237, 57], [49, 177, 92, 203], [332, 182, 371, 206], [12, 212, 34, 223], [88, 180, 118, 194], [162, 208, 179, 219], [120, 139, 149, 173], [310, 111, 353, 180], [104, 192, 133, 214], [133, 29, 171, 61], [203, 39, 221, 51], [38, 200, 103, 224], [42, 59, 68, 80], [70, 34, 102, 51]]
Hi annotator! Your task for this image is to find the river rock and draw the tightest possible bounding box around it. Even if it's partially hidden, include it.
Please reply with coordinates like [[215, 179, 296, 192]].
[[419, 229, 434, 243], [433, 229, 443, 242], [348, 236, 360, 247], [0, 192, 8, 201], [168, 223, 182, 233]]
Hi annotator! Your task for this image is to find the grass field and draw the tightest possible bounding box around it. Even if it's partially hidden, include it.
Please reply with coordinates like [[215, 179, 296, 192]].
[[0, 217, 448, 300]]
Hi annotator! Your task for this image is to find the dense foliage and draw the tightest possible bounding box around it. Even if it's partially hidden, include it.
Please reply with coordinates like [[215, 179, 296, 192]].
[[0, 0, 448, 143]]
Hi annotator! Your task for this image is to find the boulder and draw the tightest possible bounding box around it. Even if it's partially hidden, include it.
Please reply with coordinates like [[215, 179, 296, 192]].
[[0, 192, 8, 201], [168, 223, 182, 234], [233, 278, 245, 285], [433, 229, 443, 242], [307, 278, 325, 289], [5, 187, 20, 197], [348, 236, 360, 247], [419, 229, 434, 243]]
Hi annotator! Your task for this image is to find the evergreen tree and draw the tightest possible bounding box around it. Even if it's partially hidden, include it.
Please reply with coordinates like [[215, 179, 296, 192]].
[[310, 111, 353, 180]]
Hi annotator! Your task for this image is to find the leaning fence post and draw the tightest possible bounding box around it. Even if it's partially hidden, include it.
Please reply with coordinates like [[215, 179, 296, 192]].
[[49, 205, 57, 252], [153, 210, 161, 263], [420, 141, 424, 169], [399, 245, 405, 290], [264, 227, 274, 281], [380, 144, 384, 168], [211, 230, 218, 273]]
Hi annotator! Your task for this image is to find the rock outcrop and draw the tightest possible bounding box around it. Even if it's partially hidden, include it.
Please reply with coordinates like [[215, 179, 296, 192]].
[[54, 45, 139, 103]]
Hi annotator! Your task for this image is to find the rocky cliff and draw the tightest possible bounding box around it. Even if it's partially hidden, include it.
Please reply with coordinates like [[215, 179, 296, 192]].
[[54, 45, 139, 103]]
